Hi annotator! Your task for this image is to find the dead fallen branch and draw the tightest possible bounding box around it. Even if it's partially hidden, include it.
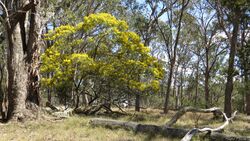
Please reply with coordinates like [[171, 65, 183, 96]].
[[90, 118, 187, 137], [90, 118, 188, 137], [181, 111, 237, 141], [90, 115, 250, 141], [165, 107, 221, 127], [74, 104, 110, 115], [210, 132, 250, 141]]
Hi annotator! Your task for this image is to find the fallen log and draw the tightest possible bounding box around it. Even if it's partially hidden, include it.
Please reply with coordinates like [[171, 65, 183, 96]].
[[210, 132, 250, 141], [165, 107, 221, 127], [181, 111, 238, 141], [90, 118, 188, 137], [90, 118, 138, 131], [90, 118, 250, 141]]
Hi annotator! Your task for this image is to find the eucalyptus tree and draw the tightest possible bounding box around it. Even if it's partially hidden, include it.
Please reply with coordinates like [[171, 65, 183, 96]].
[[192, 0, 227, 108], [213, 0, 249, 117], [0, 0, 43, 120], [156, 0, 190, 113], [121, 0, 172, 111], [0, 24, 7, 120], [238, 19, 250, 114]]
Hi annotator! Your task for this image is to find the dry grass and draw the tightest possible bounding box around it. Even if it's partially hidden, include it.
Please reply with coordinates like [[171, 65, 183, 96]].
[[0, 108, 249, 141], [0, 115, 177, 141]]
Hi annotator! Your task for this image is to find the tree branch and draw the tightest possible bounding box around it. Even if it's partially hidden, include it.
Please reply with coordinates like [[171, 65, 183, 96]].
[[0, 1, 11, 28], [181, 111, 237, 141], [9, 1, 38, 28], [165, 106, 221, 127]]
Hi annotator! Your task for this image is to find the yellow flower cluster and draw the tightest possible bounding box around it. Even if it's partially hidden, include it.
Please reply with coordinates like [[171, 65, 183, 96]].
[[82, 13, 128, 31], [41, 13, 163, 92]]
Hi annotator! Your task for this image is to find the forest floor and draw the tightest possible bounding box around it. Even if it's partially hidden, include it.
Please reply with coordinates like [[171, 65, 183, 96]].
[[0, 108, 249, 141]]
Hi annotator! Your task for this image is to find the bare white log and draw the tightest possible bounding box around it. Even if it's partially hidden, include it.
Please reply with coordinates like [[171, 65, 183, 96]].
[[181, 111, 237, 141]]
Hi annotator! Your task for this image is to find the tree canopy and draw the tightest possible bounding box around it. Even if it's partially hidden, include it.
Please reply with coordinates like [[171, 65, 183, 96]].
[[41, 13, 163, 99]]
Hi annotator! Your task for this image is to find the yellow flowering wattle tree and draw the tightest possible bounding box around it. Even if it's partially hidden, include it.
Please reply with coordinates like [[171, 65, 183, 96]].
[[41, 13, 163, 109]]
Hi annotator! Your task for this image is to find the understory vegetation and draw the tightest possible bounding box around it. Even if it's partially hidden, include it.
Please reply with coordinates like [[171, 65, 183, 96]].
[[0, 109, 249, 141], [0, 0, 249, 140]]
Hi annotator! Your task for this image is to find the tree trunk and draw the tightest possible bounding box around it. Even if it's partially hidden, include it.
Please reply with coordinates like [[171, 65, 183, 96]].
[[0, 87, 4, 120], [0, 89, 7, 121], [164, 61, 174, 113], [75, 94, 80, 109], [174, 65, 179, 109], [82, 93, 89, 106], [2, 0, 41, 120], [204, 71, 210, 108], [6, 23, 28, 120], [224, 11, 240, 118], [195, 65, 199, 107], [177, 85, 181, 108], [245, 75, 250, 115], [47, 88, 51, 103], [163, 0, 189, 113], [127, 93, 131, 107], [26, 1, 41, 106], [204, 45, 210, 108], [0, 63, 7, 120], [135, 93, 140, 112], [180, 68, 185, 107]]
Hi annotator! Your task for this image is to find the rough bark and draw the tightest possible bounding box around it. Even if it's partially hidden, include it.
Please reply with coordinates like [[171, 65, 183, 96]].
[[224, 10, 240, 118], [215, 1, 242, 118], [0, 87, 4, 120], [0, 0, 41, 121], [0, 91, 7, 121], [26, 0, 41, 105], [6, 23, 29, 120], [0, 62, 7, 120]]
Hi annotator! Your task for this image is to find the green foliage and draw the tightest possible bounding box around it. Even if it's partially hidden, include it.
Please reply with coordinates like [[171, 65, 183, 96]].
[[41, 13, 163, 94], [221, 0, 250, 9]]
